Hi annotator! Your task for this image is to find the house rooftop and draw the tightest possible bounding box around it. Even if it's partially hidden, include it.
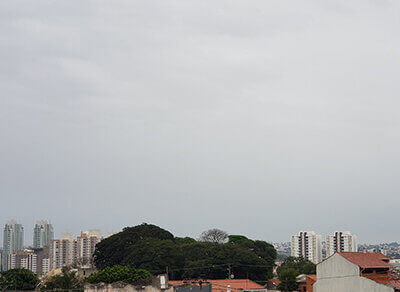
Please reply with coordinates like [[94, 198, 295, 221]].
[[339, 252, 392, 269], [306, 275, 317, 281], [169, 279, 264, 292]]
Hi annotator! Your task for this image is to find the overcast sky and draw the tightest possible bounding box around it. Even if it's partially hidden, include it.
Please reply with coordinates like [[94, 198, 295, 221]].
[[1, 0, 400, 245]]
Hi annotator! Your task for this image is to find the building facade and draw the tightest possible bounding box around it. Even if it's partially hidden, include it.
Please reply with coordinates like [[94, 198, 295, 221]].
[[314, 252, 400, 292], [50, 230, 102, 270], [326, 231, 357, 257], [76, 231, 101, 266], [2, 221, 24, 271], [50, 237, 75, 269], [6, 247, 50, 275], [291, 231, 322, 264], [33, 221, 54, 248]]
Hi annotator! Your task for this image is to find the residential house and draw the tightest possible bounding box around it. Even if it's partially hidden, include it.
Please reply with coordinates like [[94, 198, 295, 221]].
[[314, 252, 400, 292], [296, 274, 316, 292]]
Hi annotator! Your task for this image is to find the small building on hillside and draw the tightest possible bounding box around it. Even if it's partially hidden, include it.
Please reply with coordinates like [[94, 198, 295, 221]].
[[170, 279, 267, 292], [314, 252, 400, 292]]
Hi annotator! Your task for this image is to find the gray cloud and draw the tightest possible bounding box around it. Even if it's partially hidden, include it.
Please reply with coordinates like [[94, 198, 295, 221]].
[[1, 0, 400, 244]]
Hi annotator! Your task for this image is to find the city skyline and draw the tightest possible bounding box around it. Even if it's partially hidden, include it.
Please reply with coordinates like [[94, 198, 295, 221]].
[[0, 219, 394, 248]]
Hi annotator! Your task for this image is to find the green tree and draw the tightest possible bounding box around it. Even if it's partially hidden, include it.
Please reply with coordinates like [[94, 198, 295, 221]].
[[277, 257, 316, 276], [121, 238, 185, 276], [228, 235, 276, 279], [0, 268, 39, 291], [182, 242, 273, 281], [87, 265, 151, 284], [228, 235, 253, 245], [276, 257, 316, 291], [175, 237, 196, 245], [40, 268, 83, 291], [94, 223, 175, 269], [93, 224, 277, 282], [277, 268, 299, 291]]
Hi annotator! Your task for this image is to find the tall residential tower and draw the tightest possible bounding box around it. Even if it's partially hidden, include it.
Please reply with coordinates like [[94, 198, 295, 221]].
[[291, 231, 322, 264], [33, 221, 54, 248], [2, 221, 24, 270], [326, 231, 357, 257]]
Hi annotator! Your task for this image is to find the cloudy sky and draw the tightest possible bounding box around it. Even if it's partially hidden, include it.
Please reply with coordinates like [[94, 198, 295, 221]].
[[1, 0, 400, 245]]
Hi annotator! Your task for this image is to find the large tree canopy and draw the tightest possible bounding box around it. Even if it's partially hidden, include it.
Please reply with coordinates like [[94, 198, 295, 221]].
[[94, 223, 175, 269], [277, 257, 316, 291], [93, 224, 277, 282], [0, 269, 39, 291]]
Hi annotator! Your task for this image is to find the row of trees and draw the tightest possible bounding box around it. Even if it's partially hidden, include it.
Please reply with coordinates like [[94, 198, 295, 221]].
[[1, 265, 153, 291], [93, 224, 277, 281]]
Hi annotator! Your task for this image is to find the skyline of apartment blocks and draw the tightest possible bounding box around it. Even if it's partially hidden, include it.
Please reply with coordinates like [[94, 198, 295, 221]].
[[326, 231, 358, 257], [50, 230, 102, 270], [2, 221, 24, 270], [33, 221, 54, 248], [6, 248, 50, 275], [291, 231, 323, 264]]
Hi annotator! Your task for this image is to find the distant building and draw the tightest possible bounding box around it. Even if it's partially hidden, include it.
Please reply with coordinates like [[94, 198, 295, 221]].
[[6, 247, 49, 275], [50, 237, 75, 269], [33, 221, 54, 248], [326, 231, 357, 257], [2, 221, 24, 271], [50, 230, 102, 270], [291, 231, 322, 264], [76, 231, 101, 265], [314, 252, 400, 292]]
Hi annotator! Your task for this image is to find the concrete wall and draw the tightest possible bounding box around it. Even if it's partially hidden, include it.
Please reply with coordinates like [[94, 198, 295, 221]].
[[85, 275, 173, 292], [316, 253, 359, 279], [314, 253, 394, 292], [314, 275, 394, 292]]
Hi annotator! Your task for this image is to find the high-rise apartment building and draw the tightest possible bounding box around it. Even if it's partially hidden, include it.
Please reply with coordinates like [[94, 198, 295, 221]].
[[7, 247, 50, 275], [49, 230, 102, 270], [76, 230, 101, 265], [33, 221, 54, 248], [2, 221, 24, 271], [326, 231, 357, 257], [49, 235, 75, 269], [291, 231, 322, 264]]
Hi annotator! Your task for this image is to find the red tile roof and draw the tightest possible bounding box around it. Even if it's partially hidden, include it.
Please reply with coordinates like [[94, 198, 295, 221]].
[[306, 275, 317, 281], [169, 279, 265, 292], [338, 252, 392, 268], [388, 279, 400, 290], [268, 278, 280, 285]]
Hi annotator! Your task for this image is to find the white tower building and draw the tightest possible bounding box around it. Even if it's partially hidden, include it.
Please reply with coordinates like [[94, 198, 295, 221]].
[[291, 231, 322, 264], [326, 231, 357, 257]]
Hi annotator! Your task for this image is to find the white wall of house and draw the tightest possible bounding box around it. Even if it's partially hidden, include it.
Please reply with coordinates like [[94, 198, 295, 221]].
[[314, 253, 394, 292]]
